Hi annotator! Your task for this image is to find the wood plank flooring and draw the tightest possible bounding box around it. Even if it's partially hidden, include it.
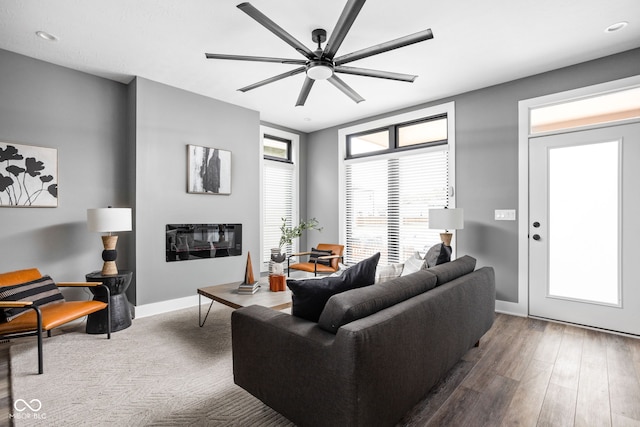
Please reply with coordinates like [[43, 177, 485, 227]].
[[400, 314, 640, 426], [0, 314, 638, 426]]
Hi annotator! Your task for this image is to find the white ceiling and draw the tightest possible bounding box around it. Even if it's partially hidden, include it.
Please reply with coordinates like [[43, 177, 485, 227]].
[[1, 0, 638, 133]]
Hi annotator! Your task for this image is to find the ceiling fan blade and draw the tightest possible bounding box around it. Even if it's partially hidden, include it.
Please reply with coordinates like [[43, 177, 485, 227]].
[[328, 75, 365, 103], [334, 29, 433, 66], [295, 77, 316, 106], [322, 0, 366, 60], [238, 66, 306, 92], [334, 65, 417, 82], [237, 2, 316, 59], [205, 53, 306, 65]]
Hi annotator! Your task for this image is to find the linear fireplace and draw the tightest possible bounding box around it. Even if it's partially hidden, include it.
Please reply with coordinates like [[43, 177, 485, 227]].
[[166, 223, 242, 262]]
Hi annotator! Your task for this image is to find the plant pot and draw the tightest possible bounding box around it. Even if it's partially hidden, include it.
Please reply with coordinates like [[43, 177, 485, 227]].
[[269, 274, 286, 292]]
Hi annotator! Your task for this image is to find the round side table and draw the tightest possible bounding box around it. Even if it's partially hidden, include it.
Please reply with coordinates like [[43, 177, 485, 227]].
[[85, 270, 133, 334]]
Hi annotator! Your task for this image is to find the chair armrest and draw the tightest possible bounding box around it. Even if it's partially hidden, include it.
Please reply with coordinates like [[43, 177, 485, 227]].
[[317, 254, 342, 260], [56, 281, 103, 287], [0, 301, 33, 308]]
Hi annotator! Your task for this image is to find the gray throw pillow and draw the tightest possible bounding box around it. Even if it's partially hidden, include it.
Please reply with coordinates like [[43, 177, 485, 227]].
[[425, 243, 452, 268]]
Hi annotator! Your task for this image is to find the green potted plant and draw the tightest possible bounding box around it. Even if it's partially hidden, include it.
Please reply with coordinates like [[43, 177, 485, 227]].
[[271, 218, 322, 263]]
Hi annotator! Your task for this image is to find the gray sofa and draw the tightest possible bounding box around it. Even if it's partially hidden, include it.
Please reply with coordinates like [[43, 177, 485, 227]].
[[231, 255, 495, 427]]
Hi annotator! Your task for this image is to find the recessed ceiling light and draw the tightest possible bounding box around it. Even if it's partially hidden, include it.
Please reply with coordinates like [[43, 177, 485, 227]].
[[36, 31, 58, 41], [605, 21, 628, 33]]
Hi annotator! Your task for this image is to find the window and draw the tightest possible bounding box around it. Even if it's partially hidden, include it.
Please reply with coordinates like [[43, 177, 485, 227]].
[[348, 129, 389, 156], [398, 116, 447, 147], [261, 127, 299, 271], [263, 134, 291, 162], [530, 86, 640, 134], [340, 103, 455, 266], [346, 115, 447, 158]]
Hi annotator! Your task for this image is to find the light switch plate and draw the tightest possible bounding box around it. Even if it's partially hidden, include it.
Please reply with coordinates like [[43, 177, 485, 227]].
[[495, 209, 516, 221]]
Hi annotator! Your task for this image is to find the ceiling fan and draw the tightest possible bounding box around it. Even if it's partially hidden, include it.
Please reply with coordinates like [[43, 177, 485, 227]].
[[205, 0, 433, 106]]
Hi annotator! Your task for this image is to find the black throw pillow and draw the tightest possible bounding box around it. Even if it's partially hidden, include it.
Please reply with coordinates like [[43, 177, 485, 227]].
[[287, 252, 380, 322], [0, 275, 65, 322], [309, 247, 334, 266]]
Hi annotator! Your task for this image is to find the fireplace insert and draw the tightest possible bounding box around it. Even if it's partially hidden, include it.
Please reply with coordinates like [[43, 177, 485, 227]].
[[166, 223, 242, 262]]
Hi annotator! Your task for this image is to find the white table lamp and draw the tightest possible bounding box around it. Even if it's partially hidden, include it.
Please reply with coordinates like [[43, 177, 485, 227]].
[[87, 206, 132, 275], [429, 208, 464, 246]]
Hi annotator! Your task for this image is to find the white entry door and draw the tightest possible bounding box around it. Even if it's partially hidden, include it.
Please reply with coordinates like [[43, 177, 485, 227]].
[[529, 122, 640, 335]]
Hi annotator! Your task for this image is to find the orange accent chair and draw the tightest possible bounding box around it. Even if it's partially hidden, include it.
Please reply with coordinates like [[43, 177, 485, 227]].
[[0, 268, 111, 374], [287, 243, 344, 277]]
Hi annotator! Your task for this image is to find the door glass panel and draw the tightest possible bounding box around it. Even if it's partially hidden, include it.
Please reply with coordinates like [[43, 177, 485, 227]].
[[548, 140, 619, 305]]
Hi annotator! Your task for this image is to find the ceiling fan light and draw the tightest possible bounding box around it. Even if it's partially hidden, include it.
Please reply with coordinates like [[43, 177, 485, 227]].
[[307, 63, 333, 80]]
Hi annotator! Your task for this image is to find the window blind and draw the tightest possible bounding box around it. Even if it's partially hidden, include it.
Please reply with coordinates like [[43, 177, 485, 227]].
[[262, 160, 294, 266], [344, 148, 449, 265]]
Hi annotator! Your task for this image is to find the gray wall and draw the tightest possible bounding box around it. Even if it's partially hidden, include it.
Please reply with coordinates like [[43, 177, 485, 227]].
[[134, 78, 261, 305], [0, 49, 132, 284], [307, 127, 340, 246], [2, 45, 637, 308], [306, 48, 640, 304]]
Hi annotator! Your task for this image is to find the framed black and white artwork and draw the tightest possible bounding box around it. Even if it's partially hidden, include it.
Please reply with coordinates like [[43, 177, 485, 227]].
[[0, 142, 58, 207], [187, 144, 231, 195]]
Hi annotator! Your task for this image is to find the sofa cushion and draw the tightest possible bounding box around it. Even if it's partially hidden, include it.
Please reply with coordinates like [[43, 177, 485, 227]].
[[0, 275, 65, 322], [287, 252, 380, 322], [400, 252, 426, 276], [318, 269, 438, 334], [424, 243, 452, 268], [428, 255, 476, 286]]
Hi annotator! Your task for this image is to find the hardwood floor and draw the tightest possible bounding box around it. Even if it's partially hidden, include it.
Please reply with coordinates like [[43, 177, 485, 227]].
[[0, 314, 638, 426], [400, 314, 640, 426]]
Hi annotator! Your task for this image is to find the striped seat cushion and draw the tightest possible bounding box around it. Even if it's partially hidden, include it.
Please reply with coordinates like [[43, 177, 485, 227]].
[[0, 275, 65, 322]]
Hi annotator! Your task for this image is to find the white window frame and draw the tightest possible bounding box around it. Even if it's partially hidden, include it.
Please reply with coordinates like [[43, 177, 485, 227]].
[[259, 125, 300, 272], [338, 102, 456, 262]]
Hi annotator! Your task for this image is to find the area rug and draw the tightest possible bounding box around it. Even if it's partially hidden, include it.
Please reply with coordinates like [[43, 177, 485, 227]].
[[10, 304, 294, 426]]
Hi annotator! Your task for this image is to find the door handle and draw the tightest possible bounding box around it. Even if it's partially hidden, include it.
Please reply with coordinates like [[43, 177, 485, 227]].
[[532, 234, 541, 241], [533, 221, 540, 228]]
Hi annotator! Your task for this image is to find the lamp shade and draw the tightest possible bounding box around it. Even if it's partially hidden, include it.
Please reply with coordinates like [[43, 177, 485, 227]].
[[429, 208, 464, 230], [87, 207, 132, 233]]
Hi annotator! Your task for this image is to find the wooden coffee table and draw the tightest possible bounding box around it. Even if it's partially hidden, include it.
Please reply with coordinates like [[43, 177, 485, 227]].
[[197, 279, 292, 326]]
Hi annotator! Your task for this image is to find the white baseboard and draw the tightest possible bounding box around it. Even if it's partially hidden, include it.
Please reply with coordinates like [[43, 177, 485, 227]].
[[135, 295, 201, 319], [495, 299, 527, 317]]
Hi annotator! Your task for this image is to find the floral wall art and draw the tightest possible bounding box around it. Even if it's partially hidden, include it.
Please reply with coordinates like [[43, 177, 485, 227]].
[[0, 142, 58, 207]]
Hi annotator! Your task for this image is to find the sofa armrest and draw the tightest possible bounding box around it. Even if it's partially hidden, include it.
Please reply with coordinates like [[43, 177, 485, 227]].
[[232, 305, 356, 426], [232, 305, 335, 354]]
